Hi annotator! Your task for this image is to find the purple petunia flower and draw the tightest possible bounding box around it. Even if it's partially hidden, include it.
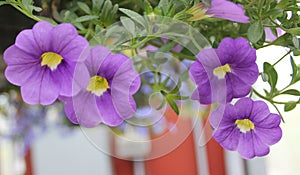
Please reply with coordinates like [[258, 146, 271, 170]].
[[189, 37, 258, 104], [62, 46, 141, 127], [186, 0, 249, 23], [4, 21, 89, 105], [210, 98, 282, 159]]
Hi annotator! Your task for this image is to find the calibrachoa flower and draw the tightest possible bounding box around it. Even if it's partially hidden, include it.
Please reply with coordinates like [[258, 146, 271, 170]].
[[4, 21, 89, 105], [186, 0, 249, 23], [190, 37, 258, 104], [62, 46, 141, 127], [211, 98, 282, 159]]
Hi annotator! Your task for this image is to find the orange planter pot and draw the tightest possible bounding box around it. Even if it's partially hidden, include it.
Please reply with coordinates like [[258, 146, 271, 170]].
[[111, 108, 227, 175]]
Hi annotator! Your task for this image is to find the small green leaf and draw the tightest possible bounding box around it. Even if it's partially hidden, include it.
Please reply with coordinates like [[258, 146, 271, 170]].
[[144, 0, 153, 14], [284, 102, 297, 112], [263, 8, 283, 19], [120, 17, 135, 35], [292, 35, 299, 48], [263, 62, 278, 92], [286, 28, 300, 36], [165, 95, 179, 115], [119, 8, 147, 28], [0, 1, 8, 6], [282, 89, 300, 96], [77, 2, 91, 14], [158, 0, 169, 15], [248, 21, 264, 43], [294, 49, 300, 56], [74, 15, 98, 23], [290, 56, 300, 83], [92, 0, 104, 12]]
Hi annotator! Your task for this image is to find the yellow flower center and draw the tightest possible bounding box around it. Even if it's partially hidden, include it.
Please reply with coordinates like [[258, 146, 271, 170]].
[[235, 119, 255, 133], [213, 64, 231, 79], [41, 52, 63, 71], [186, 3, 211, 21], [86, 75, 109, 96]]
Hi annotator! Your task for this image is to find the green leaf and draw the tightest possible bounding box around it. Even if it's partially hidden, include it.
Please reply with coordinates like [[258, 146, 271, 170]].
[[294, 49, 300, 56], [284, 102, 297, 112], [119, 8, 147, 28], [92, 0, 104, 12], [290, 56, 300, 83], [282, 89, 300, 96], [292, 35, 299, 48], [272, 33, 293, 47], [77, 2, 91, 14], [120, 17, 136, 35], [158, 0, 169, 15], [0, 1, 8, 6], [286, 28, 300, 36], [74, 15, 98, 23], [248, 21, 264, 43], [144, 0, 153, 14], [263, 8, 283, 19], [263, 62, 278, 92], [165, 95, 179, 115]]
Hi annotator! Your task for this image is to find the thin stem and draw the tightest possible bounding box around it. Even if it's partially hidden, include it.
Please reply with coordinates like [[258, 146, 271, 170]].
[[10, 3, 41, 22], [271, 102, 285, 123], [131, 36, 155, 49], [252, 88, 299, 105], [268, 17, 286, 31], [272, 50, 292, 67]]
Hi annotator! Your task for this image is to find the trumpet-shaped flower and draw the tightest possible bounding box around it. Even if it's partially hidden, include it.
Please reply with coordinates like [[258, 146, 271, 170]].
[[186, 0, 249, 23], [189, 37, 258, 104], [62, 46, 141, 127], [211, 98, 282, 159], [4, 21, 89, 105]]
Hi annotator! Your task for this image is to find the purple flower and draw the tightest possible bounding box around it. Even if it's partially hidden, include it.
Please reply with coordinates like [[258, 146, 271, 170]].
[[186, 0, 249, 23], [4, 21, 89, 105], [189, 37, 258, 104], [211, 98, 282, 159], [62, 46, 141, 127]]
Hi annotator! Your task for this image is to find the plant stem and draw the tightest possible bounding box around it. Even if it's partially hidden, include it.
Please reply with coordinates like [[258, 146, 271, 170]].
[[272, 50, 292, 67]]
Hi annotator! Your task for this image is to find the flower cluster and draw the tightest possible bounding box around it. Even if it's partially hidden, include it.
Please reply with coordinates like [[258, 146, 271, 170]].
[[4, 21, 141, 127], [2, 0, 298, 161], [189, 37, 282, 159]]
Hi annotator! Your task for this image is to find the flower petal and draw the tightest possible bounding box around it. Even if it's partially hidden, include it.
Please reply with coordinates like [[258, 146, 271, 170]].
[[97, 92, 124, 126], [21, 69, 59, 105], [4, 45, 39, 65], [207, 0, 250, 23], [51, 23, 78, 53], [15, 29, 42, 56], [85, 46, 111, 75], [234, 97, 253, 119], [255, 127, 282, 145], [249, 100, 271, 122], [72, 91, 102, 127], [32, 21, 53, 52], [237, 132, 255, 159], [231, 64, 259, 85], [227, 74, 252, 98], [214, 127, 240, 151], [5, 63, 40, 86], [60, 35, 89, 62], [252, 132, 270, 157], [255, 113, 281, 128], [98, 53, 130, 80], [111, 59, 139, 119], [63, 98, 79, 124]]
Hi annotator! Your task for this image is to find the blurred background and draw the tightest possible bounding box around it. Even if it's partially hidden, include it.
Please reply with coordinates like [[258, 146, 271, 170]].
[[0, 3, 300, 175]]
